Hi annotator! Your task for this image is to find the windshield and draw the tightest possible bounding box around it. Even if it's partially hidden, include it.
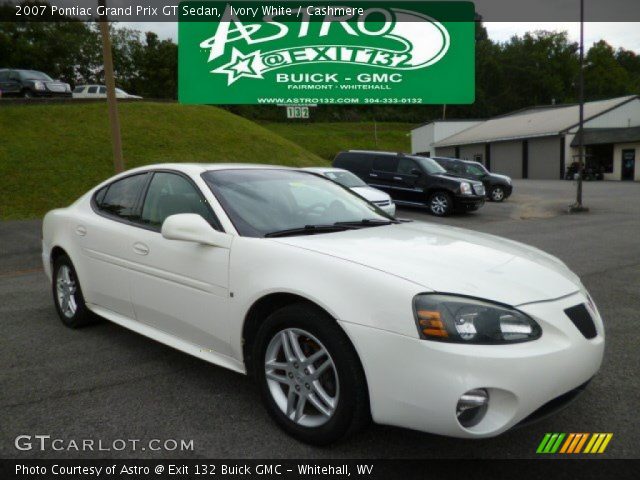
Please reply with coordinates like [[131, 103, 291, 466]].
[[115, 88, 126, 94], [323, 170, 366, 188], [414, 156, 447, 174], [203, 169, 392, 238], [19, 70, 53, 81]]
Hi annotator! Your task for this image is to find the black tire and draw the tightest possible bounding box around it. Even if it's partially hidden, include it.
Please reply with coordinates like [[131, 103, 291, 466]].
[[22, 90, 33, 99], [428, 191, 453, 216], [253, 303, 370, 445], [52, 254, 95, 328], [489, 186, 506, 202]]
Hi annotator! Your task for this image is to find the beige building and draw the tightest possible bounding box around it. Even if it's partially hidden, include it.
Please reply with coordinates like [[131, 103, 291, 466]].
[[430, 95, 640, 181]]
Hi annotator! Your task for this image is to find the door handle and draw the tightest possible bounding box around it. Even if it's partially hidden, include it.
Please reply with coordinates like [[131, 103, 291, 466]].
[[132, 242, 149, 256], [369, 173, 378, 178], [75, 225, 87, 236], [393, 176, 402, 181]]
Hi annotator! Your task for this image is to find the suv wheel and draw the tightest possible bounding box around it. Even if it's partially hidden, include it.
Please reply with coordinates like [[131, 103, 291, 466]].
[[52, 254, 95, 328], [428, 191, 452, 216], [22, 90, 33, 99], [253, 303, 370, 445], [490, 186, 505, 202]]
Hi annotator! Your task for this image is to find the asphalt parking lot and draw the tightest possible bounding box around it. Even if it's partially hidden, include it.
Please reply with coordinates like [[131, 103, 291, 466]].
[[1, 180, 638, 459]]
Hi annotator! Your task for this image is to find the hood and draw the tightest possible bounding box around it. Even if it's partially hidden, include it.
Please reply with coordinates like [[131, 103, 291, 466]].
[[350, 186, 391, 203], [273, 222, 580, 306], [436, 173, 483, 186], [491, 173, 512, 183]]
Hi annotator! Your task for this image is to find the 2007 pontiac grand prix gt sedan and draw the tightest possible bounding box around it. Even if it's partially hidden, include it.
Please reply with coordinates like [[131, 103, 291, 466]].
[[42, 164, 605, 445]]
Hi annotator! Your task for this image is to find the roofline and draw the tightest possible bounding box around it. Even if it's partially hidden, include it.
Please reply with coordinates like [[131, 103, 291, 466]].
[[410, 119, 484, 131], [435, 132, 560, 148], [560, 95, 639, 133]]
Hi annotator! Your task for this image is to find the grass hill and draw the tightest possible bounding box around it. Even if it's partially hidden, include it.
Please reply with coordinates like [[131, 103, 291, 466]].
[[262, 121, 414, 161], [0, 102, 325, 220]]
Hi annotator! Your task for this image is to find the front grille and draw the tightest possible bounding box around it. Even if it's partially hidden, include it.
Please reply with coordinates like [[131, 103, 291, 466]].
[[373, 200, 390, 207], [47, 83, 66, 92], [564, 304, 597, 339], [473, 185, 485, 196]]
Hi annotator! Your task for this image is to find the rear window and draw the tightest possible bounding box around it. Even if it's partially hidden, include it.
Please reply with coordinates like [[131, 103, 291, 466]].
[[372, 156, 399, 172], [333, 152, 370, 171], [97, 173, 148, 221], [99, 86, 106, 94]]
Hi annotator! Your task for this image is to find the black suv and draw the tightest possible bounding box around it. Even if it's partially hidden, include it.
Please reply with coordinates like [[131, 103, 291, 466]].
[[333, 150, 485, 216], [432, 157, 513, 202], [0, 69, 71, 98]]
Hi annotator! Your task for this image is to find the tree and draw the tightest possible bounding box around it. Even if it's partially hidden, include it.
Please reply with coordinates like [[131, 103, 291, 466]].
[[584, 40, 633, 99]]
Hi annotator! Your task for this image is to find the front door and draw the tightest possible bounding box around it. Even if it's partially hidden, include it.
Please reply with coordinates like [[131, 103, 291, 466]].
[[621, 149, 635, 180], [393, 157, 425, 204], [128, 172, 233, 356]]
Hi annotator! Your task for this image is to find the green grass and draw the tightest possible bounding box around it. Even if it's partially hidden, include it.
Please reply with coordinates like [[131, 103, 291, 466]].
[[262, 121, 415, 160], [0, 102, 325, 220]]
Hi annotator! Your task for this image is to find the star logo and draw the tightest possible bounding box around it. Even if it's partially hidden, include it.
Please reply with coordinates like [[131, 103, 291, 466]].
[[212, 48, 263, 85]]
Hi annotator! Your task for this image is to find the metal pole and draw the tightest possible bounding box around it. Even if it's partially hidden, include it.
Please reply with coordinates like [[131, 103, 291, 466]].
[[374, 119, 378, 148], [576, 0, 584, 207], [99, 0, 124, 173]]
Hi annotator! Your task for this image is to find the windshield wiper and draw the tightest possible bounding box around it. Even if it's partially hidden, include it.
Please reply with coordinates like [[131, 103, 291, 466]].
[[264, 224, 352, 238], [334, 219, 398, 227]]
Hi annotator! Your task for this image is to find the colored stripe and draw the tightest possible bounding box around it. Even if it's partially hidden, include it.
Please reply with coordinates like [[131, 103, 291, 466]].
[[590, 433, 606, 453], [550, 433, 566, 453], [567, 434, 582, 453], [543, 433, 559, 453], [537, 433, 552, 453], [574, 433, 589, 453], [584, 433, 599, 453], [559, 433, 575, 453], [597, 434, 613, 453]]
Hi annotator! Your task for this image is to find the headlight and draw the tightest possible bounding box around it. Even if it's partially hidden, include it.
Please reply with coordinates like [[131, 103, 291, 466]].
[[34, 81, 45, 91], [459, 182, 472, 195], [413, 294, 541, 344]]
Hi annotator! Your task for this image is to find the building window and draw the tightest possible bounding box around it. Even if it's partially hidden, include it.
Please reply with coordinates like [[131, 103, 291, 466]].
[[473, 154, 483, 163]]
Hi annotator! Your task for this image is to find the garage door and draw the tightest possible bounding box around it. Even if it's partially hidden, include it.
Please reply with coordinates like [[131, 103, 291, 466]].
[[528, 136, 561, 179], [434, 146, 456, 157], [491, 141, 522, 178]]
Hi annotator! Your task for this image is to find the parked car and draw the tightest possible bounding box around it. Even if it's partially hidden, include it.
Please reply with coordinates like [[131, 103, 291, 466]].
[[433, 157, 513, 202], [0, 69, 71, 98], [72, 85, 142, 99], [303, 167, 396, 216], [42, 164, 604, 445], [564, 161, 604, 181], [333, 150, 485, 216]]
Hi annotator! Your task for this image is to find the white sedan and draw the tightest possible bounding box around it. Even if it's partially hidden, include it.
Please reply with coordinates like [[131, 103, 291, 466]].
[[42, 164, 604, 445], [303, 167, 396, 216], [72, 85, 142, 99]]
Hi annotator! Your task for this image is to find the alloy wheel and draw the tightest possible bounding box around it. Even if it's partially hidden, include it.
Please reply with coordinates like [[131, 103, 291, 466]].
[[491, 187, 505, 201], [56, 265, 78, 318], [264, 328, 339, 427], [431, 194, 449, 215]]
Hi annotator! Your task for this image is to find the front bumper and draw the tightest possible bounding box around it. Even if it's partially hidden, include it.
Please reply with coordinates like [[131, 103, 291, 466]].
[[453, 194, 485, 210], [340, 291, 604, 438], [34, 90, 72, 98], [381, 202, 396, 216]]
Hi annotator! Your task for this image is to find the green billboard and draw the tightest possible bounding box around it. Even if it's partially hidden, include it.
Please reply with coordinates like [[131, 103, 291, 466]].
[[179, 1, 475, 104]]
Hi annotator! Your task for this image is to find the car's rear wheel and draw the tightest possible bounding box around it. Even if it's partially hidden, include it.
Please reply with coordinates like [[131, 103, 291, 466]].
[[52, 254, 95, 328], [253, 303, 369, 445], [490, 186, 506, 202], [428, 191, 453, 216]]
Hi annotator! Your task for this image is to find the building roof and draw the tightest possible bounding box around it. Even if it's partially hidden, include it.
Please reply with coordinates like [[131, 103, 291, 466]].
[[410, 119, 483, 131], [571, 126, 640, 146], [434, 95, 639, 147]]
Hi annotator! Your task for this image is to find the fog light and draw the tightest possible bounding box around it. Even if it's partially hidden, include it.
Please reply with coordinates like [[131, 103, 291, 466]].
[[456, 388, 489, 428]]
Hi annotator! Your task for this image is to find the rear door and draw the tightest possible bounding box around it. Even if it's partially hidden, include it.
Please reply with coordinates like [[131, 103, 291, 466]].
[[369, 155, 399, 197], [74, 172, 150, 318]]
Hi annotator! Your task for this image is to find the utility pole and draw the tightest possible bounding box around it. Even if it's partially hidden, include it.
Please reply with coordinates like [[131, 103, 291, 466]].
[[99, 0, 124, 173], [571, 0, 588, 212]]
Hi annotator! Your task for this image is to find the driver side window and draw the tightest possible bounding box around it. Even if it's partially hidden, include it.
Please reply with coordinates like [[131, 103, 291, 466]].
[[141, 172, 218, 230]]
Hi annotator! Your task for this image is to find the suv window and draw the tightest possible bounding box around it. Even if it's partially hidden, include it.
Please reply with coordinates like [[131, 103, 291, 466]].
[[98, 173, 147, 221], [0, 70, 9, 81], [397, 158, 420, 175], [99, 86, 106, 94], [87, 86, 98, 94], [141, 172, 217, 230], [73, 86, 85, 93], [9, 71, 20, 81], [372, 156, 399, 172]]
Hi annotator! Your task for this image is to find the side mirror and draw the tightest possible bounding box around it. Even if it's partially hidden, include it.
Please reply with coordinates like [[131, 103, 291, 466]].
[[410, 168, 422, 177], [161, 214, 232, 248]]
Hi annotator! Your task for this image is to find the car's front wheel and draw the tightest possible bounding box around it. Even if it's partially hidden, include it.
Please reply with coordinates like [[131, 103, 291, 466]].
[[52, 254, 95, 328], [253, 303, 370, 445], [428, 191, 453, 216], [490, 186, 506, 202]]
